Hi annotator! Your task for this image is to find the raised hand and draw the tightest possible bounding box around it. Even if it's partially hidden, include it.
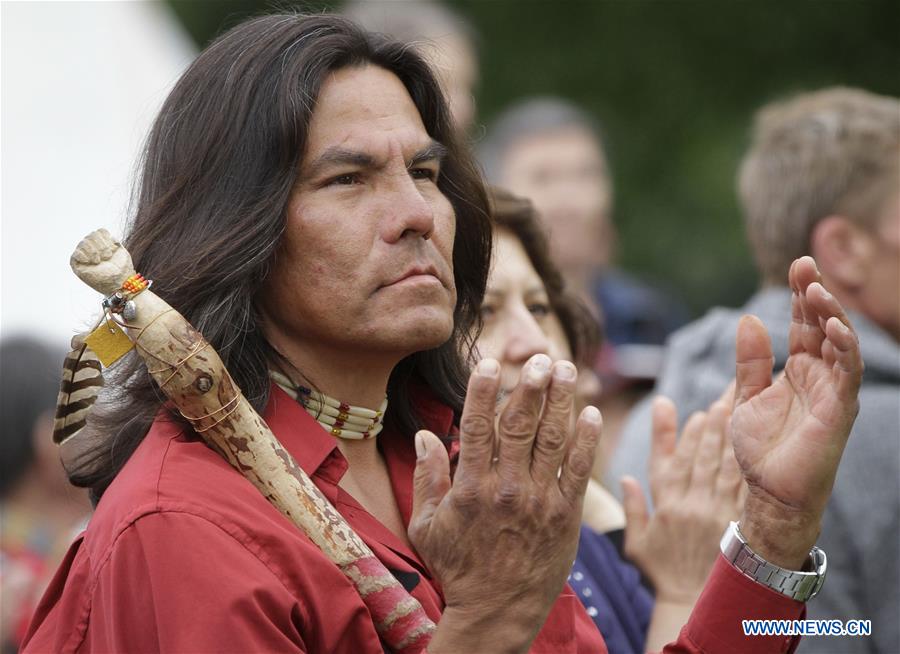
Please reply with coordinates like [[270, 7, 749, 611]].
[[732, 256, 863, 568], [621, 385, 744, 604], [69, 228, 136, 295], [408, 354, 602, 653]]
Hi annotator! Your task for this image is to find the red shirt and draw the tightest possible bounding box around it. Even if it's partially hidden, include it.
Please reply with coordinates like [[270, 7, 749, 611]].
[[23, 385, 804, 653]]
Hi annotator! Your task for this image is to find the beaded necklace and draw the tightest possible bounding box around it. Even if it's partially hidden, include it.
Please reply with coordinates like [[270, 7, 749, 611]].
[[270, 370, 387, 440]]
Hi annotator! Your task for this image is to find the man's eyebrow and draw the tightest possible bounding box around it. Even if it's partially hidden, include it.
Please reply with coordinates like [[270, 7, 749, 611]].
[[304, 148, 376, 177], [303, 141, 447, 178], [408, 141, 448, 167]]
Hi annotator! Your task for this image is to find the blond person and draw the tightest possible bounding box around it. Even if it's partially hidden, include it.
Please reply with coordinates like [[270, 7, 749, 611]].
[[611, 87, 899, 654]]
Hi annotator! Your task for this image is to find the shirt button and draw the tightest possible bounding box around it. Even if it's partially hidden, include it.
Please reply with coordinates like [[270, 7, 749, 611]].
[[572, 571, 584, 581], [582, 587, 592, 598], [586, 606, 598, 617]]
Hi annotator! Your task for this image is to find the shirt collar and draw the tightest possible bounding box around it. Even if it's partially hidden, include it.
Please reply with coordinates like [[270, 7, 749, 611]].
[[264, 380, 459, 566], [263, 383, 341, 477], [263, 381, 457, 477]]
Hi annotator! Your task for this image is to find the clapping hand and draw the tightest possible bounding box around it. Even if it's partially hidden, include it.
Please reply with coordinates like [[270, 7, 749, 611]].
[[731, 256, 863, 568], [408, 354, 602, 653], [622, 384, 745, 604]]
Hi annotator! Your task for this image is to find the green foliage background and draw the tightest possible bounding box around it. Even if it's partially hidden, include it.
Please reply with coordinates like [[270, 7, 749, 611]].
[[168, 0, 899, 316]]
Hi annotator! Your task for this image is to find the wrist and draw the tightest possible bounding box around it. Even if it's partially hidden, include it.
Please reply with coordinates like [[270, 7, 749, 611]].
[[653, 586, 703, 606], [430, 604, 542, 654], [721, 521, 827, 602], [739, 494, 820, 570]]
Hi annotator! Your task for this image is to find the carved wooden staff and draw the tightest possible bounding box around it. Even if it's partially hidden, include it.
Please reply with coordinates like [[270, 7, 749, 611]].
[[65, 229, 436, 653]]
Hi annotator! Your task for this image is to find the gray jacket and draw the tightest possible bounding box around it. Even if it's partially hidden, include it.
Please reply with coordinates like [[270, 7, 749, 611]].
[[608, 287, 899, 653]]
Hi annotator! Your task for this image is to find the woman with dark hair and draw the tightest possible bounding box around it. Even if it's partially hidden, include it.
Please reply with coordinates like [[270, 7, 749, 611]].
[[483, 187, 625, 536], [23, 11, 867, 654], [478, 188, 745, 653]]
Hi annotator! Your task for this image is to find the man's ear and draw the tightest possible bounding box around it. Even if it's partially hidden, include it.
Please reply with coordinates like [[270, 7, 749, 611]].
[[810, 215, 872, 289]]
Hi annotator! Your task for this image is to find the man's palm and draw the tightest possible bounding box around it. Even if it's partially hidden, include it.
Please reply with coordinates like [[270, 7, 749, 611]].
[[731, 257, 862, 523]]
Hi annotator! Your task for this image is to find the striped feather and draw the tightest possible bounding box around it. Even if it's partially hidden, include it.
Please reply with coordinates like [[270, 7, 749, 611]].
[[53, 333, 104, 445]]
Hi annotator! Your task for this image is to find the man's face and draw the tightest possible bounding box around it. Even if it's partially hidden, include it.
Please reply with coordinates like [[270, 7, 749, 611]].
[[500, 127, 613, 275], [259, 65, 457, 359]]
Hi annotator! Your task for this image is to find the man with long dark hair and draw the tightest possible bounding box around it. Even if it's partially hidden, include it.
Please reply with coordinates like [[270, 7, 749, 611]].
[[24, 14, 864, 654]]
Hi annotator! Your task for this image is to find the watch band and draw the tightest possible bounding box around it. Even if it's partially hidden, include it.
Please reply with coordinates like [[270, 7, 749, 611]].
[[720, 521, 827, 602]]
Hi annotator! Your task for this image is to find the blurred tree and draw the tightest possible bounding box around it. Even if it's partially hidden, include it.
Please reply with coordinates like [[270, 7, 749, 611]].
[[167, 0, 899, 315]]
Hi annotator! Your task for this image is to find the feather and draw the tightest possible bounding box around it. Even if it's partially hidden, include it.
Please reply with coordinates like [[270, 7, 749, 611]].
[[53, 332, 104, 445]]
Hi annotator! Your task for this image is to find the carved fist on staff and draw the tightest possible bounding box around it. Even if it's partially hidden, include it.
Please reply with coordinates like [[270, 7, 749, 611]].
[[70, 230, 135, 296]]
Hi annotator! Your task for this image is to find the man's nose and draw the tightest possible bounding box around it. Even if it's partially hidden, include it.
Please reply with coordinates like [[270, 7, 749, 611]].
[[381, 173, 436, 242], [505, 309, 552, 364]]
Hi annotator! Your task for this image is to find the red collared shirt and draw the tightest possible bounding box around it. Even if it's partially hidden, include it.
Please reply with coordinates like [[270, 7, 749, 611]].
[[23, 385, 803, 653]]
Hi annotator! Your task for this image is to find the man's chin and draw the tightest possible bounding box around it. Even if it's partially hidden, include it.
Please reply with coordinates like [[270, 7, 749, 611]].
[[354, 300, 455, 353], [385, 313, 454, 354]]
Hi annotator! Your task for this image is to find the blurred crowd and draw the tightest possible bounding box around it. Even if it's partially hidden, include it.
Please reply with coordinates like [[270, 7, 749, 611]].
[[0, 340, 90, 653], [2, 2, 897, 653]]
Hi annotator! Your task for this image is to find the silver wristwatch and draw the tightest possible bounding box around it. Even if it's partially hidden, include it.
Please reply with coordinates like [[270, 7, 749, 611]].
[[720, 521, 827, 602]]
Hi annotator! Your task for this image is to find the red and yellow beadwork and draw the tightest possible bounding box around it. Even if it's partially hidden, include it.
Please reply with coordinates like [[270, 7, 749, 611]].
[[121, 273, 149, 294]]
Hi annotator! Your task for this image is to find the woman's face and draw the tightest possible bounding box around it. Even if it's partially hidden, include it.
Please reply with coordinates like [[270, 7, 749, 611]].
[[475, 228, 571, 399]]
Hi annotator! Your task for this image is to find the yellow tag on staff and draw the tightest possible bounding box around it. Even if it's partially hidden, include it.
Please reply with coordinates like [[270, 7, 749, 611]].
[[85, 320, 134, 367]]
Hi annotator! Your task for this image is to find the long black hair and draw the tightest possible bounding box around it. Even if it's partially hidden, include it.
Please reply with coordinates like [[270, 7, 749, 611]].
[[70, 13, 491, 502]]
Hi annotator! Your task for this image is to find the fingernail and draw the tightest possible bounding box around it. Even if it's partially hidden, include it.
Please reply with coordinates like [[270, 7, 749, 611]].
[[583, 406, 602, 424], [477, 358, 499, 377], [524, 354, 551, 384], [414, 431, 427, 459], [530, 354, 551, 374], [553, 361, 576, 381]]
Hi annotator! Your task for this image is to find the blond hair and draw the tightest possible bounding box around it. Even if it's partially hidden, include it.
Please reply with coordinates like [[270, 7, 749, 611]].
[[738, 87, 900, 285]]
